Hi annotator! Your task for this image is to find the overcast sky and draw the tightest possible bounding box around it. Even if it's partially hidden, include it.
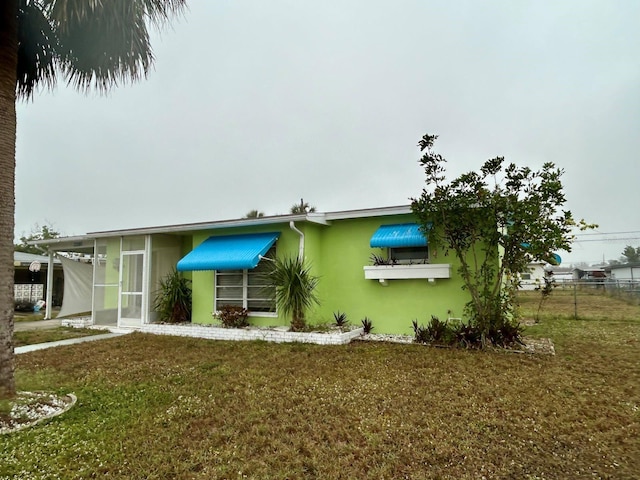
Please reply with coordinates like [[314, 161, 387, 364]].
[[15, 0, 640, 265]]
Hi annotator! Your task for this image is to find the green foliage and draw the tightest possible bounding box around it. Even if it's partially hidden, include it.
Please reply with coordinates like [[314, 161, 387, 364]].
[[412, 319, 430, 343], [535, 269, 555, 322], [244, 210, 265, 218], [621, 245, 640, 263], [153, 269, 191, 324], [214, 305, 250, 328], [361, 317, 374, 334], [413, 316, 453, 344], [411, 133, 589, 340], [290, 198, 316, 214], [451, 322, 482, 348], [14, 300, 35, 312], [268, 255, 320, 331], [413, 315, 522, 348], [14, 222, 60, 254], [369, 253, 397, 266], [333, 311, 349, 327], [16, 0, 188, 98], [486, 318, 525, 347]]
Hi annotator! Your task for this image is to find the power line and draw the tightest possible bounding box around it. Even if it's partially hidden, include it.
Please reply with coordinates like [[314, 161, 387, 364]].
[[573, 237, 640, 243], [573, 230, 640, 237]]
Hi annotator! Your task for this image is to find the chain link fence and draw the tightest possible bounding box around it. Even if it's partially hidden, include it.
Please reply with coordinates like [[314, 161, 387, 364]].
[[519, 280, 640, 321]]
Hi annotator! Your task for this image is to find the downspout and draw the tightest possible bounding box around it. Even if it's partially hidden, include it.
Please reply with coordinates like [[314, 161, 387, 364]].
[[45, 250, 54, 320], [289, 221, 304, 259]]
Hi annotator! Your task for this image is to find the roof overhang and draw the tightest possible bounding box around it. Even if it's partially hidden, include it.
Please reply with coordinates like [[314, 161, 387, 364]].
[[29, 204, 415, 249]]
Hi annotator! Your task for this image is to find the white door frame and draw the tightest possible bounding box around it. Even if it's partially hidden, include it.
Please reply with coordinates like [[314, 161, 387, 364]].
[[118, 246, 146, 327]]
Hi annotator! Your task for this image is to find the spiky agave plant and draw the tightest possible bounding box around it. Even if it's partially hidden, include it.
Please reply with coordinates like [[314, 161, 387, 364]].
[[268, 256, 320, 331]]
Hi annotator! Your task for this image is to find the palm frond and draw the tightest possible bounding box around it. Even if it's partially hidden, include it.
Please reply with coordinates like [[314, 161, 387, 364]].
[[268, 256, 320, 329], [36, 0, 186, 93], [17, 0, 58, 99]]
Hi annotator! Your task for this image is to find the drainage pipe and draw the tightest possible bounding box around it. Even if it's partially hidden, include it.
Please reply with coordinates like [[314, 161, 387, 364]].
[[289, 221, 304, 259]]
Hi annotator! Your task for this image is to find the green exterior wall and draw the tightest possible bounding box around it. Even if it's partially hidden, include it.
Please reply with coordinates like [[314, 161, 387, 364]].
[[189, 225, 304, 327], [310, 214, 469, 334], [185, 214, 471, 335]]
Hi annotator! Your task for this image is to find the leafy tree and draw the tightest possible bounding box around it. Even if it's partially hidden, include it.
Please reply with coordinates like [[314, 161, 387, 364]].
[[14, 222, 60, 254], [290, 198, 316, 214], [0, 0, 186, 399], [244, 210, 265, 219], [411, 134, 587, 344], [620, 245, 640, 263]]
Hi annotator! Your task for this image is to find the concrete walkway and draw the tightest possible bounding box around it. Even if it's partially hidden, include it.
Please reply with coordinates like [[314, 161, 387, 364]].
[[15, 332, 128, 354]]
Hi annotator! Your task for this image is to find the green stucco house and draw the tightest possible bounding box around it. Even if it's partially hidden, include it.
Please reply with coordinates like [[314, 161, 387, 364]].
[[34, 205, 471, 335]]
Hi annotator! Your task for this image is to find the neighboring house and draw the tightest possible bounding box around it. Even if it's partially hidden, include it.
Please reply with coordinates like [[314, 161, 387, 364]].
[[549, 267, 573, 284], [605, 263, 640, 286], [32, 205, 475, 334], [13, 251, 63, 305], [519, 262, 550, 291], [573, 267, 607, 282]]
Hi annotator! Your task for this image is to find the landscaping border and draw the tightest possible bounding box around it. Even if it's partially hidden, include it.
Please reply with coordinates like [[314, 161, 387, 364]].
[[139, 323, 364, 345]]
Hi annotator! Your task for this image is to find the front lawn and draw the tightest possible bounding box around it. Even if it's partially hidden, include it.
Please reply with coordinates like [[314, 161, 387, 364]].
[[2, 305, 639, 479], [13, 327, 107, 347]]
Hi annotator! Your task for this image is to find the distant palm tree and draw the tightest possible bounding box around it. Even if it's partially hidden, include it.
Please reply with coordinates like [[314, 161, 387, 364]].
[[244, 210, 265, 219], [290, 198, 316, 214], [0, 0, 186, 399]]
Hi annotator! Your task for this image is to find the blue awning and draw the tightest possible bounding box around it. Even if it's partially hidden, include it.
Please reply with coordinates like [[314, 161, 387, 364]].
[[520, 243, 562, 265], [370, 223, 430, 248], [177, 232, 280, 271]]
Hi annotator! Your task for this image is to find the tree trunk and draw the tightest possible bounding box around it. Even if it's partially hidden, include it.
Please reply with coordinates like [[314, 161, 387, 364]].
[[0, 0, 18, 399]]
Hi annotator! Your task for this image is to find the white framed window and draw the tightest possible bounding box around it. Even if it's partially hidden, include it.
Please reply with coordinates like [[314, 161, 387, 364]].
[[214, 247, 276, 316], [389, 246, 429, 264]]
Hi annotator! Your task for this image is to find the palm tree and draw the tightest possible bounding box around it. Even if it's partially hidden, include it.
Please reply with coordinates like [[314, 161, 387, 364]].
[[290, 198, 316, 214], [244, 209, 265, 219], [0, 0, 186, 399], [268, 256, 319, 331]]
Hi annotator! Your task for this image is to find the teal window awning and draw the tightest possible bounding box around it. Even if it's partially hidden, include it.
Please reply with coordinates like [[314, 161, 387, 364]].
[[520, 243, 562, 265], [177, 232, 279, 272], [370, 223, 430, 248]]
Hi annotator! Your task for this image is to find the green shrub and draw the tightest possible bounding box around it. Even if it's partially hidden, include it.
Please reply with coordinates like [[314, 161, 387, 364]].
[[413, 316, 454, 344], [486, 318, 524, 347], [361, 317, 374, 334], [214, 305, 250, 328], [14, 300, 35, 312], [451, 322, 482, 348], [333, 311, 348, 327], [153, 269, 192, 323]]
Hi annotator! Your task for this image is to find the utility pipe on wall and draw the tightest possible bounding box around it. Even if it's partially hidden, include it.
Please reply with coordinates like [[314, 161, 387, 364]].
[[45, 250, 54, 319], [289, 221, 304, 259]]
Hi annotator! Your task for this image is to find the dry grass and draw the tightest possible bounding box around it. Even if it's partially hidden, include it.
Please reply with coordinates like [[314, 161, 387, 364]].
[[2, 293, 639, 479], [13, 328, 106, 347], [518, 288, 640, 322]]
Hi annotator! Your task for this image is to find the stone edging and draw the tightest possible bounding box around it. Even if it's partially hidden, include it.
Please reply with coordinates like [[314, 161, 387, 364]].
[[1, 392, 77, 435], [139, 323, 364, 345]]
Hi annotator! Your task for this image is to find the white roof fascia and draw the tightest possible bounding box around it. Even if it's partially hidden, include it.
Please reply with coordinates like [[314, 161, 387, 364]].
[[304, 213, 331, 225], [324, 205, 412, 221], [86, 214, 315, 238], [28, 205, 415, 246], [27, 235, 95, 249]]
